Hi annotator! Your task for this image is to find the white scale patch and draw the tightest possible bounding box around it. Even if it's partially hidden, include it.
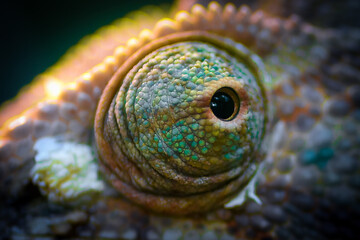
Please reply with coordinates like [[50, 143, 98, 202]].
[[31, 137, 104, 204]]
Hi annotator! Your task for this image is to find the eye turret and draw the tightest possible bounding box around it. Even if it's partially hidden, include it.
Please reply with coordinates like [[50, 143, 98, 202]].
[[95, 33, 269, 215]]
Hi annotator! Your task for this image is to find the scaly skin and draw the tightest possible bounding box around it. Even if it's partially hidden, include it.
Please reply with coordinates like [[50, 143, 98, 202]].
[[0, 1, 359, 239]]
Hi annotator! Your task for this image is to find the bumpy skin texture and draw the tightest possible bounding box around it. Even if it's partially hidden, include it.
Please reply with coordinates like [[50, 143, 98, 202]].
[[0, 1, 360, 239], [96, 37, 269, 215]]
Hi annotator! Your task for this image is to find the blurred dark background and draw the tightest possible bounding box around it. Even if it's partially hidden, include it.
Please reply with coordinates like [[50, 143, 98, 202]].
[[1, 0, 359, 106], [0, 0, 173, 105]]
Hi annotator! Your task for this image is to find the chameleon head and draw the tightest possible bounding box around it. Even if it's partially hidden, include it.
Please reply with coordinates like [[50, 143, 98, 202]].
[[95, 32, 269, 215]]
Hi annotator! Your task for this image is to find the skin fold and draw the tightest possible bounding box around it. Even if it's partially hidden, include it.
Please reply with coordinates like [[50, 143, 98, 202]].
[[0, 0, 359, 239]]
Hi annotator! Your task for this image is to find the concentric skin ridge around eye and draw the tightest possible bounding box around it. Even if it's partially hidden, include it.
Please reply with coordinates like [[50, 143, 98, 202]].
[[96, 38, 268, 214]]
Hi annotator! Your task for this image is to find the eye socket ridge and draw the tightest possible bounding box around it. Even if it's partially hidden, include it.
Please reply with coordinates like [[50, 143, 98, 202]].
[[210, 87, 240, 121]]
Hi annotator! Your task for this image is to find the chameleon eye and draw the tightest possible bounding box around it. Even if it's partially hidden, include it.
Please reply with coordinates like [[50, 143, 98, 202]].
[[210, 87, 239, 121], [95, 32, 269, 215]]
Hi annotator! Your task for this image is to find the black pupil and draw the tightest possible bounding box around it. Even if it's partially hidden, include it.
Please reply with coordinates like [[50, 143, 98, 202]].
[[210, 91, 235, 120]]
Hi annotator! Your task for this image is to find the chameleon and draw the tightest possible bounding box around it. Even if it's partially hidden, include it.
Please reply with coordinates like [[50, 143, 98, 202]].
[[0, 0, 359, 239]]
